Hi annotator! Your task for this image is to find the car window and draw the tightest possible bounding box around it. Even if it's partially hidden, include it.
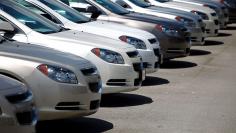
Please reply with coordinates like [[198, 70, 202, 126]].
[[15, 0, 61, 24], [91, 0, 130, 15], [38, 0, 91, 23], [0, 1, 61, 34], [128, 0, 151, 8]]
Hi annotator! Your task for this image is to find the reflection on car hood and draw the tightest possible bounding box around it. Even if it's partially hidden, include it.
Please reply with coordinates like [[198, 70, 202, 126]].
[[49, 30, 136, 51], [124, 12, 185, 29], [0, 40, 92, 68]]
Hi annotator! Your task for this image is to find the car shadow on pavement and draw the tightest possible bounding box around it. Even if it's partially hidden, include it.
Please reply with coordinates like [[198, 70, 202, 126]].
[[204, 40, 224, 46], [217, 32, 232, 37], [101, 93, 153, 107], [36, 117, 113, 133], [190, 49, 211, 56], [142, 76, 169, 86], [160, 60, 197, 69]]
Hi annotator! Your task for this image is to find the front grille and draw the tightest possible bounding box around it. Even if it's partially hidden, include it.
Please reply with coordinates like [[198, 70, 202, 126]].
[[143, 62, 148, 68], [16, 110, 36, 125], [153, 48, 160, 56], [107, 79, 126, 86], [148, 38, 157, 44], [206, 29, 210, 33], [133, 63, 143, 72], [181, 28, 188, 32], [201, 27, 206, 32], [154, 62, 159, 68], [211, 13, 217, 16], [127, 51, 139, 58], [89, 82, 100, 93], [214, 20, 219, 25], [81, 68, 96, 76], [224, 13, 228, 17], [6, 91, 32, 104], [90, 100, 100, 110], [55, 102, 81, 110]]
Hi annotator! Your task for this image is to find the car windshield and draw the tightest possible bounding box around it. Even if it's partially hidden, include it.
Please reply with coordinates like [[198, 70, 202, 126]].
[[38, 0, 91, 23], [93, 0, 130, 15], [154, 0, 171, 2], [128, 0, 151, 8], [0, 1, 62, 34]]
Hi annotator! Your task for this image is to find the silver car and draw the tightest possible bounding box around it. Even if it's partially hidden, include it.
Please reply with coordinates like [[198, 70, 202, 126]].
[[0, 74, 36, 133], [0, 28, 101, 120]]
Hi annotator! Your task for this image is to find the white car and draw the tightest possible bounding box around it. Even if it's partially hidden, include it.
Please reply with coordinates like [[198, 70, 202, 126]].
[[0, 75, 37, 133], [17, 0, 161, 73], [172, 0, 228, 28], [147, 0, 220, 37], [113, 0, 206, 45], [0, 1, 144, 94]]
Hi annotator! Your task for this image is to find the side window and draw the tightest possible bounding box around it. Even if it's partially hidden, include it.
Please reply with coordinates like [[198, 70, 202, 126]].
[[0, 16, 22, 34], [116, 0, 131, 9], [15, 0, 61, 24], [69, 0, 98, 13]]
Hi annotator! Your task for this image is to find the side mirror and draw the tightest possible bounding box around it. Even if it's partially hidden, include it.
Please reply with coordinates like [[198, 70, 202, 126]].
[[0, 21, 14, 32], [86, 6, 102, 19]]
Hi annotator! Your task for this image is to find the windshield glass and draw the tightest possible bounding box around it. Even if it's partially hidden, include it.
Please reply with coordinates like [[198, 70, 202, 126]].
[[93, 0, 130, 15], [129, 0, 151, 8], [154, 0, 171, 2], [38, 0, 91, 23], [0, 1, 61, 34]]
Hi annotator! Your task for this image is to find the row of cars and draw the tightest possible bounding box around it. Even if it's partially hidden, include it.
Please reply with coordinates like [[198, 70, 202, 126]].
[[0, 0, 235, 132]]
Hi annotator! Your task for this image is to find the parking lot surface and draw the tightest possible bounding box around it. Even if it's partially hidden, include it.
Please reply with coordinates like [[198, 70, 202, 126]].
[[36, 24, 236, 133]]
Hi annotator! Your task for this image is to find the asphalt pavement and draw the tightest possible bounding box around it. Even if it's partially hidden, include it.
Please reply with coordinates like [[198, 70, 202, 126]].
[[36, 24, 236, 133]]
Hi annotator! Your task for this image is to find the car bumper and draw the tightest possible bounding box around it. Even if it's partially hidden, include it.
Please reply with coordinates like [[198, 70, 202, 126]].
[[204, 20, 220, 37], [188, 27, 205, 45], [138, 49, 159, 74], [27, 71, 102, 120], [151, 30, 191, 59]]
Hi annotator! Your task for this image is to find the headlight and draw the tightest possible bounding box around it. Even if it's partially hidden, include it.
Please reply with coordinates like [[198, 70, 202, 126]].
[[191, 10, 209, 20], [37, 64, 78, 84], [155, 24, 179, 37], [119, 36, 147, 49], [175, 16, 196, 27], [91, 48, 125, 64]]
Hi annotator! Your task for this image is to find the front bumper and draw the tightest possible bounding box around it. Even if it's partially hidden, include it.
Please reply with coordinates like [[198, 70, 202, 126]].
[[27, 71, 102, 120], [138, 49, 159, 74], [204, 19, 220, 37], [188, 27, 206, 45], [151, 29, 191, 59]]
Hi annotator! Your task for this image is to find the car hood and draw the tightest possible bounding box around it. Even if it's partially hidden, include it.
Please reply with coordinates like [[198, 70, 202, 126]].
[[49, 30, 136, 51], [80, 20, 155, 39], [0, 39, 92, 68], [148, 6, 200, 20], [166, 1, 215, 13], [124, 12, 185, 29]]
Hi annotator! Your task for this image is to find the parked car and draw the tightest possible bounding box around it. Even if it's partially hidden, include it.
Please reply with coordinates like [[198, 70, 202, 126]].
[[63, 0, 191, 60], [0, 74, 36, 133], [0, 0, 144, 94], [147, 0, 220, 37], [222, 0, 236, 23], [172, 0, 229, 28], [0, 25, 102, 120], [16, 0, 162, 73], [113, 0, 206, 45]]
